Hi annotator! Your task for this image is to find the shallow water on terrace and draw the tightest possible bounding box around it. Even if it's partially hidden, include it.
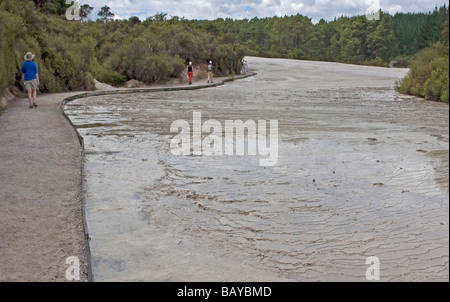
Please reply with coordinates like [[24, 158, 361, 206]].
[[65, 57, 449, 281]]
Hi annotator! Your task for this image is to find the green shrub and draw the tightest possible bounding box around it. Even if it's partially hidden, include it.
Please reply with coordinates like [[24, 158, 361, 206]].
[[90, 57, 125, 87], [169, 55, 186, 77], [145, 55, 174, 84], [97, 69, 127, 87], [365, 57, 389, 67], [0, 7, 25, 93], [38, 63, 60, 92], [391, 56, 413, 68], [397, 41, 449, 102], [68, 71, 96, 91]]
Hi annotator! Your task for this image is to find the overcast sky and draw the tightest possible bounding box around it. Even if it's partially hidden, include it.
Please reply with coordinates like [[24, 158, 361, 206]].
[[80, 0, 448, 22]]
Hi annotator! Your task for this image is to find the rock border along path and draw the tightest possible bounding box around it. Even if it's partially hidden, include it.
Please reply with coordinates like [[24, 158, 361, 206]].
[[0, 73, 255, 282]]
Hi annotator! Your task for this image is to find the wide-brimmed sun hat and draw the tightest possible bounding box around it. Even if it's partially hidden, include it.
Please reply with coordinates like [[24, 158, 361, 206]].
[[24, 52, 35, 61]]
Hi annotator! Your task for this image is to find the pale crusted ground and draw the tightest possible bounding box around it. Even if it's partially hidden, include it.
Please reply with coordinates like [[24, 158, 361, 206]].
[[67, 58, 448, 282]]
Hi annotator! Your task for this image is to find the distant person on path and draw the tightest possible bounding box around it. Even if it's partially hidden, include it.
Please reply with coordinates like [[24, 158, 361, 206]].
[[207, 61, 214, 83], [242, 59, 249, 74], [21, 52, 39, 109], [187, 62, 194, 85]]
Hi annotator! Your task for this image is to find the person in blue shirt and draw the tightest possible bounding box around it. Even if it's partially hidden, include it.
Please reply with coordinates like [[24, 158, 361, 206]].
[[20, 52, 40, 109]]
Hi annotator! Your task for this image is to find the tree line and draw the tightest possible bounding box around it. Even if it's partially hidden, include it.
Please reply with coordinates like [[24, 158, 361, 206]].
[[0, 0, 448, 102], [191, 6, 447, 67]]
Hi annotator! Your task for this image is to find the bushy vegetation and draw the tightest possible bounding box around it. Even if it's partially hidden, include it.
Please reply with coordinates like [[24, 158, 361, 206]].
[[0, 0, 245, 96], [0, 0, 448, 104], [0, 0, 95, 94], [397, 19, 449, 103]]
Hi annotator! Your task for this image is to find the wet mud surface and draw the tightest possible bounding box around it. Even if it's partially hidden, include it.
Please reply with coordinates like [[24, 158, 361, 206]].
[[65, 57, 449, 281]]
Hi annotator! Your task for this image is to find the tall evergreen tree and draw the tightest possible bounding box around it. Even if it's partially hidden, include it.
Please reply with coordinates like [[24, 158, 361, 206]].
[[98, 5, 114, 22], [367, 13, 398, 62]]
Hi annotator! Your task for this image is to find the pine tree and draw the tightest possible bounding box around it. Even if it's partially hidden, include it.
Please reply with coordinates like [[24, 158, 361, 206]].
[[98, 6, 114, 23], [367, 13, 398, 62]]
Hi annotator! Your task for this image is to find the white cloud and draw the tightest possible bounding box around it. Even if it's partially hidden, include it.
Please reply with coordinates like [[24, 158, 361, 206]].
[[386, 4, 403, 15], [80, 0, 448, 22]]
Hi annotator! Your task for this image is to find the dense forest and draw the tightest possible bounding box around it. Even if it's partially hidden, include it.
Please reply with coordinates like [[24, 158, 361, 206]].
[[0, 0, 448, 103], [194, 6, 448, 67]]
